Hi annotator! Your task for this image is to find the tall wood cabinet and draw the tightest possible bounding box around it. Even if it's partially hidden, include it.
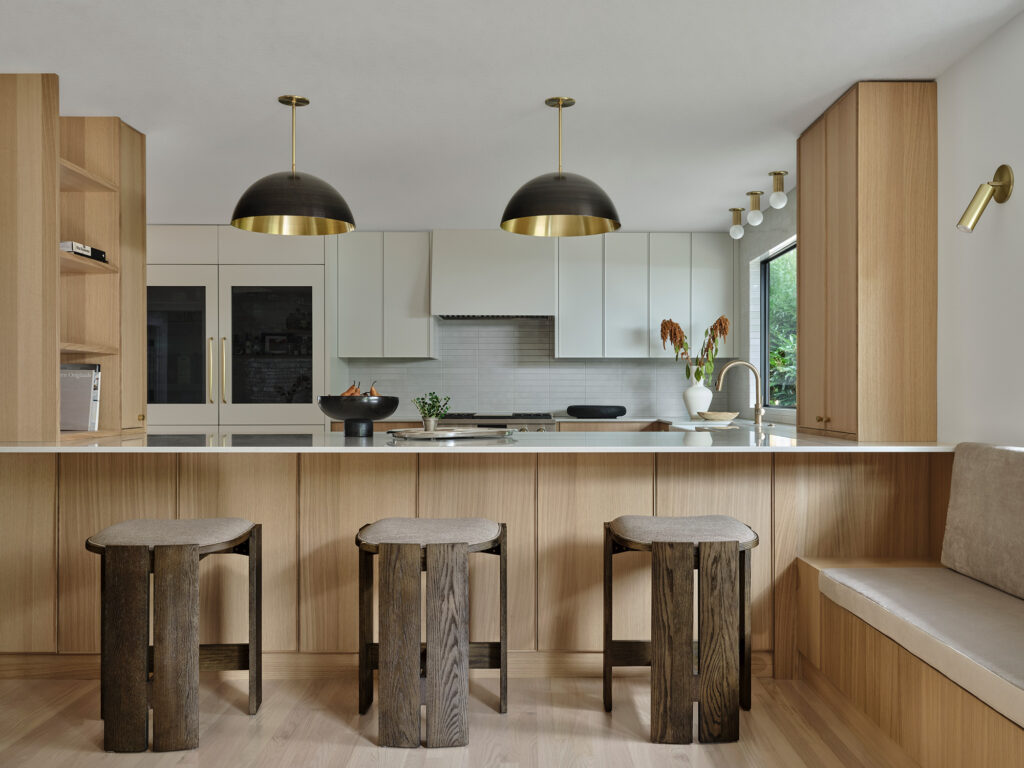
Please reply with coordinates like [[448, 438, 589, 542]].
[[0, 74, 146, 441], [796, 81, 936, 441]]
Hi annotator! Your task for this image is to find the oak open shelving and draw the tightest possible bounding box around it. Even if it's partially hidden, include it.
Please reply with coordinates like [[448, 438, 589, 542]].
[[58, 249, 118, 275], [0, 74, 146, 442], [59, 157, 118, 193]]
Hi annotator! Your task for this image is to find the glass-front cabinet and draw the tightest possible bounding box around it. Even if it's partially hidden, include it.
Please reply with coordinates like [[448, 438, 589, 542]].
[[147, 264, 324, 426]]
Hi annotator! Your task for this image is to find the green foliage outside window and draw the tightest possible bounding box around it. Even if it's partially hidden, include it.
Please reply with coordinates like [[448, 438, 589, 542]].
[[766, 249, 797, 407]]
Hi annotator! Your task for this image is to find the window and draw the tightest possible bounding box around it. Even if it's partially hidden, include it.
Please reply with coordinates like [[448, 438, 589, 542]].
[[760, 245, 797, 408]]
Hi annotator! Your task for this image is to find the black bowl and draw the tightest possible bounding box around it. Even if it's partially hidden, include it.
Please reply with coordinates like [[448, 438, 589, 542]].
[[317, 396, 400, 437], [566, 405, 627, 419]]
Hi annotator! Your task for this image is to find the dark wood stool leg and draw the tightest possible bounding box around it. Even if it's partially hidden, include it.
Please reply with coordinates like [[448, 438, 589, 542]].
[[651, 541, 694, 744], [498, 524, 508, 715], [153, 544, 200, 752], [378, 543, 421, 748], [603, 523, 614, 713], [740, 547, 752, 711], [426, 542, 469, 748], [248, 524, 263, 715], [358, 546, 374, 715], [698, 540, 740, 743], [101, 545, 150, 752]]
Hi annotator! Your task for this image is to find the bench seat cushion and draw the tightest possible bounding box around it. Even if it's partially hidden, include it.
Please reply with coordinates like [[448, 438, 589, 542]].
[[820, 566, 1024, 727]]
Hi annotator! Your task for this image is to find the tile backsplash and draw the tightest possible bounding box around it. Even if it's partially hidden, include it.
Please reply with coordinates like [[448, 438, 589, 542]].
[[342, 317, 737, 419]]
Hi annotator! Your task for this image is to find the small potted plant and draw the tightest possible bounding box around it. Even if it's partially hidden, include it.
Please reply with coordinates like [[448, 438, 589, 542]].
[[412, 391, 451, 432], [660, 315, 730, 419]]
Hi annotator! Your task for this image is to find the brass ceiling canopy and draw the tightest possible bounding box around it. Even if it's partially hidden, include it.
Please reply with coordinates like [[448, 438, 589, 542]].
[[231, 95, 355, 236], [500, 96, 620, 237]]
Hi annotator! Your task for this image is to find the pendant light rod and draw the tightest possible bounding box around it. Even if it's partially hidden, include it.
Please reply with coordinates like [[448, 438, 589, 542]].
[[545, 97, 575, 176], [278, 95, 309, 177]]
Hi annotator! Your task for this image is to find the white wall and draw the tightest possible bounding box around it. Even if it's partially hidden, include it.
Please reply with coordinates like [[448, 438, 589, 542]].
[[937, 11, 1024, 445]]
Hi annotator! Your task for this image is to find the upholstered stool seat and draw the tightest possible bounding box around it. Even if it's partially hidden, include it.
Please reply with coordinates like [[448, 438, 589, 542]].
[[355, 517, 501, 552], [605, 514, 758, 744], [356, 517, 507, 748], [86, 518, 254, 553], [608, 515, 758, 549], [87, 517, 262, 753]]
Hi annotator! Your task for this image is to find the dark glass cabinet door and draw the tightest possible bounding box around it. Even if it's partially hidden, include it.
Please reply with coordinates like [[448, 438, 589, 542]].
[[146, 266, 219, 425], [218, 265, 324, 424]]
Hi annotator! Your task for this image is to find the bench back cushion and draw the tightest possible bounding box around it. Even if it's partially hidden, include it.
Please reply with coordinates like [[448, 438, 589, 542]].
[[942, 442, 1024, 599]]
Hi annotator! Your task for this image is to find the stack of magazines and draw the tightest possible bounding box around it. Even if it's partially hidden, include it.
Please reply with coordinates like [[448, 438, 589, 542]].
[[60, 363, 101, 431]]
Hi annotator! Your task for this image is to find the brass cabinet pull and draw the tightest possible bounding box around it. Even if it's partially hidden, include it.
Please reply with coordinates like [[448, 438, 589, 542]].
[[207, 337, 214, 403], [220, 337, 228, 404], [824, 416, 832, 424], [815, 415, 824, 423]]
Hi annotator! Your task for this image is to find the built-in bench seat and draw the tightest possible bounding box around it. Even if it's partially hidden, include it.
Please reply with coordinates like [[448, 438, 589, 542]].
[[797, 443, 1024, 767], [819, 565, 1024, 727]]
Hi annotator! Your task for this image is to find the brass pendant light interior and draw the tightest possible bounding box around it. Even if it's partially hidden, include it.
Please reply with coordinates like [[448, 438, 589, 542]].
[[500, 97, 620, 237], [231, 95, 355, 236]]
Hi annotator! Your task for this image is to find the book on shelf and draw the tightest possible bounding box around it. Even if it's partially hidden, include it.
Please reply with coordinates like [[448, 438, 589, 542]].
[[60, 363, 101, 432], [59, 241, 108, 263]]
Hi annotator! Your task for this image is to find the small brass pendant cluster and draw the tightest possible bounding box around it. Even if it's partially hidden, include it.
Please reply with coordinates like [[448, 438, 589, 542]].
[[728, 171, 788, 240]]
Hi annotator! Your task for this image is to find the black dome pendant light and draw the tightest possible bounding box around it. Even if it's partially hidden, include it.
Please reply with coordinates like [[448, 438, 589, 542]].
[[501, 97, 620, 237], [231, 95, 355, 236]]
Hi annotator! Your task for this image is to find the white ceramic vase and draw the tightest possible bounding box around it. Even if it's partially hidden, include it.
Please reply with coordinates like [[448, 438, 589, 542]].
[[683, 376, 713, 420]]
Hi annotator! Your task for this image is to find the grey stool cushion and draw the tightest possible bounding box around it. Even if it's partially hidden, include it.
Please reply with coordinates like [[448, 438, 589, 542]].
[[610, 515, 758, 551], [357, 517, 502, 553], [942, 443, 1024, 599], [87, 518, 255, 554]]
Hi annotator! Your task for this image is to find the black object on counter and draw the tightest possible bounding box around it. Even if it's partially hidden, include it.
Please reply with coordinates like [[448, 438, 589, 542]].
[[317, 395, 399, 437], [567, 405, 627, 419]]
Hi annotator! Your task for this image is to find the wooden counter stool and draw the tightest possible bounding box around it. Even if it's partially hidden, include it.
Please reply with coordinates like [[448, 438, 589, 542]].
[[86, 518, 262, 752], [603, 515, 758, 744], [356, 518, 507, 748]]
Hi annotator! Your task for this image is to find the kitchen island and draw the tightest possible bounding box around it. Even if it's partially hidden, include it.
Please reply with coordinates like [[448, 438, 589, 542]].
[[0, 424, 954, 682]]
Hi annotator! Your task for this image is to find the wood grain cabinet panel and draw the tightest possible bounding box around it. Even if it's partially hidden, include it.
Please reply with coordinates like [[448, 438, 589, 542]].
[[178, 454, 298, 651], [537, 453, 654, 650], [299, 454, 416, 652], [57, 454, 177, 653], [418, 454, 536, 650], [0, 456, 57, 652], [773, 453, 934, 678], [655, 453, 772, 650]]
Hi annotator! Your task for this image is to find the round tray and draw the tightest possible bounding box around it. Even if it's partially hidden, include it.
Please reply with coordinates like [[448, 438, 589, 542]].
[[388, 427, 515, 441]]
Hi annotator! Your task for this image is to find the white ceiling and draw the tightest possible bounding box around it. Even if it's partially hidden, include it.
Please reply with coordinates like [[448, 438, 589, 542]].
[[3, 0, 1022, 231]]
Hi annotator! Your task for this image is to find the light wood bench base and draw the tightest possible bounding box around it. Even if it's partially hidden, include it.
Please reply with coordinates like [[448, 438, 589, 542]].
[[798, 557, 1024, 768]]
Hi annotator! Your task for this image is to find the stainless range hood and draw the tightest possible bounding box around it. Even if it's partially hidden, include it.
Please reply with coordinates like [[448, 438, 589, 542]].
[[430, 230, 556, 316]]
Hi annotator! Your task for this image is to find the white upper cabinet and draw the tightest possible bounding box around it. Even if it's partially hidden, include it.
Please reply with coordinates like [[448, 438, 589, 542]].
[[648, 233, 692, 358], [603, 233, 649, 358], [147, 225, 326, 265], [337, 232, 384, 358], [430, 230, 556, 316], [691, 233, 735, 358], [335, 232, 435, 359], [382, 232, 434, 358], [217, 225, 325, 264], [148, 225, 218, 264], [556, 237, 604, 358]]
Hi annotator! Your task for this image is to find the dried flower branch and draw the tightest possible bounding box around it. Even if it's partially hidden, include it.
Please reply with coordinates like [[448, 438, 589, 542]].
[[660, 314, 730, 383]]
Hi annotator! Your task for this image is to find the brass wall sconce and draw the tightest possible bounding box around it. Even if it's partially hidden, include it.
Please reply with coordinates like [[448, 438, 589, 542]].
[[728, 207, 745, 240], [957, 164, 1013, 233]]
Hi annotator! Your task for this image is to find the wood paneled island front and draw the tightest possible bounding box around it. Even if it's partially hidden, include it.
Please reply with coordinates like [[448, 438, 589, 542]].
[[0, 427, 953, 681]]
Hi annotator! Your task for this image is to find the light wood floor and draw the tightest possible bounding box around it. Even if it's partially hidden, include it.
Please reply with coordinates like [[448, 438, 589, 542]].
[[0, 672, 919, 767]]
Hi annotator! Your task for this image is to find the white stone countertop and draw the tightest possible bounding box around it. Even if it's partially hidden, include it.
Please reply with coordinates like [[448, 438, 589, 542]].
[[1, 421, 953, 453]]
